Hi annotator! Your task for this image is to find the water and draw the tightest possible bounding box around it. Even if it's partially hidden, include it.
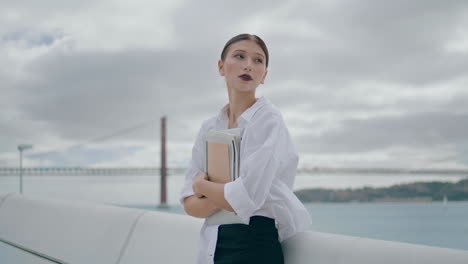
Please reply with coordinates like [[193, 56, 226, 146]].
[[304, 202, 468, 251], [1, 174, 468, 251], [1, 173, 466, 205]]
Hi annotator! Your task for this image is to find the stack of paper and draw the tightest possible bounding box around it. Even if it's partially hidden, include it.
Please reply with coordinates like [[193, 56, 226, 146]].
[[204, 128, 242, 183], [204, 128, 244, 225]]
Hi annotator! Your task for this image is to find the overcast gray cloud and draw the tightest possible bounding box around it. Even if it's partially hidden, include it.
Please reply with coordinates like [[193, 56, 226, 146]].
[[1, 0, 468, 169], [299, 112, 468, 151]]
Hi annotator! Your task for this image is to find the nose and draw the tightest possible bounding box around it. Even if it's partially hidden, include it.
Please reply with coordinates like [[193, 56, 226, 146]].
[[244, 61, 252, 72]]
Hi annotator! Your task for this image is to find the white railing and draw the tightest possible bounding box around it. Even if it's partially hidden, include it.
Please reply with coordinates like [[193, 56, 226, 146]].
[[0, 193, 467, 264]]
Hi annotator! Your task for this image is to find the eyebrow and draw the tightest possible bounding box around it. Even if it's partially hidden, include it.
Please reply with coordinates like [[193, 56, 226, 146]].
[[233, 49, 265, 58]]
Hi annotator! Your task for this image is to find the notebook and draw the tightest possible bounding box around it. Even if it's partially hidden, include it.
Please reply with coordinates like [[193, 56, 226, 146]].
[[204, 128, 244, 225], [204, 128, 242, 183]]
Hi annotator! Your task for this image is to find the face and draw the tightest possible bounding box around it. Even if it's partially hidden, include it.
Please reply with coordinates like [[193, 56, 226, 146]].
[[218, 40, 268, 94]]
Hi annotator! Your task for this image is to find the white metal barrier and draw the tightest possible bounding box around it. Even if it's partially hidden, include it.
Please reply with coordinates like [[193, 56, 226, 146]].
[[0, 193, 467, 263]]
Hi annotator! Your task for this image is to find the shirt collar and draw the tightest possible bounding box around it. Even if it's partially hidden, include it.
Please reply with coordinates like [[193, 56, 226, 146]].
[[217, 96, 268, 123]]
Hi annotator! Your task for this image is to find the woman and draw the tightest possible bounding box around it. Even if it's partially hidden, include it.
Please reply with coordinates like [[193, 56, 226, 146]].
[[180, 33, 312, 264]]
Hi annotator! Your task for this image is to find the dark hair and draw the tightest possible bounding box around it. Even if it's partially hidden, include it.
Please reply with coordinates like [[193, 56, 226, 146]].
[[220, 33, 269, 68]]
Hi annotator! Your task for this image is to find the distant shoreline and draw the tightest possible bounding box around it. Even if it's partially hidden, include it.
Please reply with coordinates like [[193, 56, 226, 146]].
[[295, 179, 468, 203], [303, 200, 468, 204]]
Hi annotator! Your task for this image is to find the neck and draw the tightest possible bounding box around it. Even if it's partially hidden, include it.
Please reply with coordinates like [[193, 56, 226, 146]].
[[226, 90, 257, 127]]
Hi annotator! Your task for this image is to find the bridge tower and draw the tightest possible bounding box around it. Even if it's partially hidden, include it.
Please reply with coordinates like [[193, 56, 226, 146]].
[[159, 116, 168, 208]]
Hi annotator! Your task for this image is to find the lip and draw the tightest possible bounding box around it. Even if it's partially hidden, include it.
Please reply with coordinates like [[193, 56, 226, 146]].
[[238, 74, 253, 81]]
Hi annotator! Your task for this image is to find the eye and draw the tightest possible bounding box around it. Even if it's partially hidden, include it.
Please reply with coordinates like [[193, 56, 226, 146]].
[[255, 58, 263, 63], [234, 54, 244, 59]]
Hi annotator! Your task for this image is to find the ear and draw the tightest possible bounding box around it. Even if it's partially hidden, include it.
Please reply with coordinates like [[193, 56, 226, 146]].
[[218, 59, 225, 76], [260, 70, 268, 84]]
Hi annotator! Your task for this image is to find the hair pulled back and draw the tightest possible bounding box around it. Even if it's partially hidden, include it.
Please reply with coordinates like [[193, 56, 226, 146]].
[[220, 33, 269, 68]]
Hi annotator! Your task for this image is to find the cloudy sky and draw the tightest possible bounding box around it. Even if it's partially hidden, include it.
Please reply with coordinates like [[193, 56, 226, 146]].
[[1, 0, 468, 170]]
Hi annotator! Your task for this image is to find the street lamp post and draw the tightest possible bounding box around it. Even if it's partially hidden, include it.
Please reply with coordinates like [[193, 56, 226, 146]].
[[18, 144, 33, 194]]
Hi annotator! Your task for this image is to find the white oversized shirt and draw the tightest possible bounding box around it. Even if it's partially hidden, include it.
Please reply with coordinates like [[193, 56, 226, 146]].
[[179, 96, 312, 264]]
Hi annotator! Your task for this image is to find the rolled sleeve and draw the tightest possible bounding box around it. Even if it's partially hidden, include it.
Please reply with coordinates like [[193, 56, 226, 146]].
[[179, 168, 198, 205], [179, 122, 206, 205], [224, 177, 255, 220], [223, 115, 282, 220]]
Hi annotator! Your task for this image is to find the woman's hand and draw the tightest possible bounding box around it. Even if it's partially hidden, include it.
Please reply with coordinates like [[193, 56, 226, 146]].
[[193, 172, 209, 198], [191, 172, 234, 212]]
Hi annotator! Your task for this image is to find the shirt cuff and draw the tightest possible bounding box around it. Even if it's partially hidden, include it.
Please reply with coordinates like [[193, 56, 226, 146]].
[[224, 177, 256, 222], [179, 184, 195, 205]]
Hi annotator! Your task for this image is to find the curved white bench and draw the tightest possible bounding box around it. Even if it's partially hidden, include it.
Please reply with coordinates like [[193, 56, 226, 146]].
[[0, 193, 143, 263], [0, 193, 467, 264], [282, 231, 468, 263]]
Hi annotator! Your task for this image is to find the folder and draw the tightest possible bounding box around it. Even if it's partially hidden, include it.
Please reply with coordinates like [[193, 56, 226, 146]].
[[204, 128, 244, 225], [204, 128, 242, 183]]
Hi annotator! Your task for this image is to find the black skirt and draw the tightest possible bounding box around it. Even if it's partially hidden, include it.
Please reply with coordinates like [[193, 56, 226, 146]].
[[213, 216, 284, 264]]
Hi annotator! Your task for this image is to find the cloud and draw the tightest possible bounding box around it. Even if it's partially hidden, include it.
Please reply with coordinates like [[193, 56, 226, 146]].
[[261, 0, 468, 86], [1, 0, 468, 169], [298, 112, 468, 152]]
